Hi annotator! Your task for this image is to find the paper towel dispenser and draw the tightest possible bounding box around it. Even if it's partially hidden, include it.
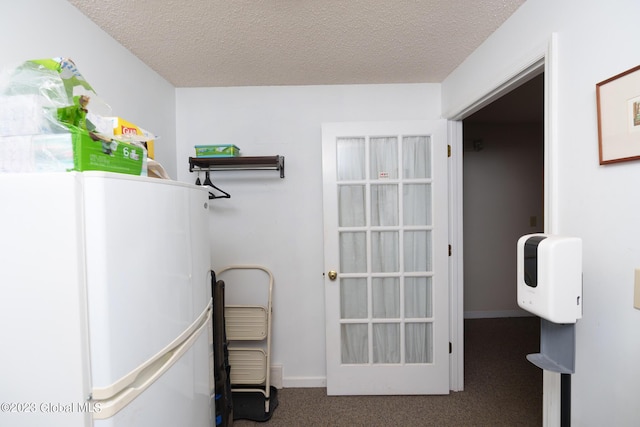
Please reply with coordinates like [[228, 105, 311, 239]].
[[517, 234, 582, 324]]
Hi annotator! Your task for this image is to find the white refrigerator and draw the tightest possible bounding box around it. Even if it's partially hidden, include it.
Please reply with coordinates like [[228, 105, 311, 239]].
[[0, 172, 214, 427]]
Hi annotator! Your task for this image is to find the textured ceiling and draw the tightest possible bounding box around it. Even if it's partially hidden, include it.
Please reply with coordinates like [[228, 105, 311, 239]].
[[67, 0, 526, 88]]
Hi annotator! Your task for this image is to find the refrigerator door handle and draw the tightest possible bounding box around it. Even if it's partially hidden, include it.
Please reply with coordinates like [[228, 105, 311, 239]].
[[90, 301, 212, 420]]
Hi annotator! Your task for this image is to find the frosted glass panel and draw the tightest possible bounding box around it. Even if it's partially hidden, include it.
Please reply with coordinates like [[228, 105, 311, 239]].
[[371, 231, 399, 273], [405, 323, 433, 364], [341, 323, 368, 364], [373, 323, 400, 363], [405, 277, 432, 318], [341, 278, 367, 319], [337, 137, 365, 181], [372, 277, 399, 318], [370, 137, 398, 179], [404, 231, 432, 272], [403, 135, 431, 179], [340, 232, 367, 273], [403, 184, 431, 226], [339, 185, 366, 227], [334, 127, 440, 372], [371, 184, 398, 226]]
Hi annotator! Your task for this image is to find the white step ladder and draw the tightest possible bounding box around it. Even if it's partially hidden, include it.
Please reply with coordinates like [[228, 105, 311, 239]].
[[217, 265, 274, 413]]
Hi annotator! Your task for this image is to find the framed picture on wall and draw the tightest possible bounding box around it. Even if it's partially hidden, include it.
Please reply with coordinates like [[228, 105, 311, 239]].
[[596, 64, 640, 164]]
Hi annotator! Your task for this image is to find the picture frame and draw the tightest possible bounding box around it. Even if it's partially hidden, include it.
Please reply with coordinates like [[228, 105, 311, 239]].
[[596, 64, 640, 164]]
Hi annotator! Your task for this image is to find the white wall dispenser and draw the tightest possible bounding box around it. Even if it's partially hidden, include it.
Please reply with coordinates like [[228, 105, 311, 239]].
[[517, 234, 582, 324], [517, 234, 583, 427]]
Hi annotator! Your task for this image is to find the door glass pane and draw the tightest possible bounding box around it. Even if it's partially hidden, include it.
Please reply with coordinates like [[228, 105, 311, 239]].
[[371, 231, 399, 273], [405, 277, 433, 318], [373, 323, 400, 363], [403, 184, 431, 226], [403, 135, 431, 179], [371, 184, 398, 226], [341, 323, 368, 364], [339, 185, 366, 227], [372, 277, 399, 318], [337, 137, 365, 181], [405, 323, 433, 363], [341, 278, 368, 319], [404, 230, 432, 272], [370, 137, 398, 179], [340, 232, 367, 273]]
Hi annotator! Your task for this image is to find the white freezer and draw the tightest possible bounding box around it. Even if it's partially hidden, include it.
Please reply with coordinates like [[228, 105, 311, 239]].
[[0, 172, 213, 427], [94, 312, 212, 426]]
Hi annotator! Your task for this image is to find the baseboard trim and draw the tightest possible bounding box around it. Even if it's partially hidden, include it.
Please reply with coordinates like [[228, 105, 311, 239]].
[[278, 311, 534, 389], [270, 365, 283, 389], [282, 376, 326, 388], [464, 309, 535, 319]]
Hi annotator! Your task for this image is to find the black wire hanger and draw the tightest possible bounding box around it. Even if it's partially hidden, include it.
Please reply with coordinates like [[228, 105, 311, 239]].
[[202, 171, 230, 200]]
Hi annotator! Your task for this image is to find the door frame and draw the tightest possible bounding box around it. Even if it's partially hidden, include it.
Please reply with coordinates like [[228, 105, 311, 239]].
[[446, 33, 559, 421]]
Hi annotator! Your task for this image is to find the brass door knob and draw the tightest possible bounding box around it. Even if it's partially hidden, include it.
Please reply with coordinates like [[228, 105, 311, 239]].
[[328, 270, 338, 281]]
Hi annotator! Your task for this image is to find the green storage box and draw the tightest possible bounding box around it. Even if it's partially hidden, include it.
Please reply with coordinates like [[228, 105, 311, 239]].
[[195, 144, 240, 157], [71, 125, 146, 176]]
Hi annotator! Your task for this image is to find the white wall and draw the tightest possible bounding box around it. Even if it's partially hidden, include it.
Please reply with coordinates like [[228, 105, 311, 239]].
[[463, 123, 544, 318], [0, 0, 177, 178], [8, 0, 638, 421], [176, 84, 441, 385], [444, 0, 640, 424]]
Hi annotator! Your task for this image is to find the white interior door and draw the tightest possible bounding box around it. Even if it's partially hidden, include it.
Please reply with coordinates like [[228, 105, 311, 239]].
[[322, 120, 449, 395]]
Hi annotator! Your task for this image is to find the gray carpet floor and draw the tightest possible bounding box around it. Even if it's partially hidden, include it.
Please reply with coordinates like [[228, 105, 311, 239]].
[[233, 317, 542, 426]]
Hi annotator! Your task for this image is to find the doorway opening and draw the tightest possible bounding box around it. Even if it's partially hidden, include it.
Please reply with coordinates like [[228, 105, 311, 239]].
[[461, 73, 544, 420], [462, 73, 545, 319]]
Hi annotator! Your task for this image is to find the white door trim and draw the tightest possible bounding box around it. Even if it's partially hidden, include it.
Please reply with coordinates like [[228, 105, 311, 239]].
[[447, 120, 464, 392], [445, 33, 560, 425]]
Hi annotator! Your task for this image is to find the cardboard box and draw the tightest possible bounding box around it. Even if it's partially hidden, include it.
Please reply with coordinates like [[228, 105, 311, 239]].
[[0, 128, 146, 176], [88, 114, 156, 159], [195, 144, 240, 157], [110, 116, 155, 159], [71, 126, 147, 176]]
